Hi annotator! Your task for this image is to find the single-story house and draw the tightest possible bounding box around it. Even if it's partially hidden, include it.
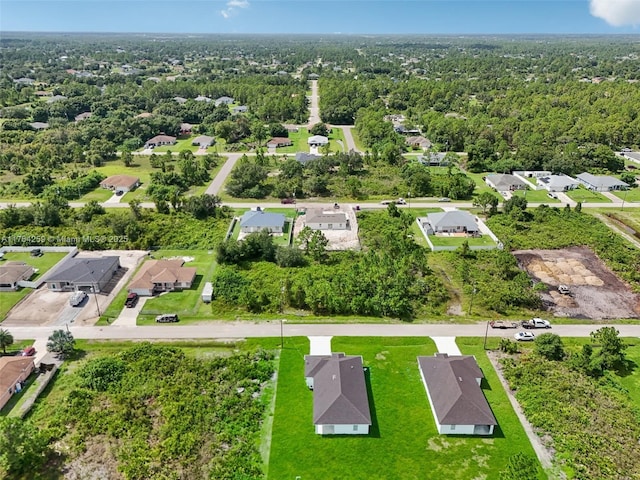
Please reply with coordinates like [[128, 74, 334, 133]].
[[308, 73, 320, 80], [516, 170, 552, 179], [127, 259, 197, 296], [30, 122, 49, 130], [485, 174, 528, 192], [144, 135, 177, 149], [267, 137, 293, 148], [174, 96, 188, 104], [215, 96, 234, 106], [192, 135, 215, 148], [232, 105, 248, 114], [304, 353, 372, 435], [13, 77, 35, 85], [195, 95, 212, 103], [74, 112, 92, 122], [406, 136, 432, 150], [0, 262, 35, 291], [295, 152, 320, 165], [100, 174, 140, 193], [418, 152, 448, 166], [305, 210, 348, 230], [44, 256, 120, 293], [0, 356, 35, 410], [240, 210, 286, 234], [423, 210, 479, 235], [537, 174, 580, 192], [394, 125, 421, 135], [418, 353, 497, 435], [308, 135, 329, 147], [180, 123, 193, 135], [575, 172, 629, 192]]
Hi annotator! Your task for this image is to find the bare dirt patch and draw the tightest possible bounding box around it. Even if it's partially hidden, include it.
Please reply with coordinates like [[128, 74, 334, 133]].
[[294, 207, 361, 250], [514, 246, 640, 319]]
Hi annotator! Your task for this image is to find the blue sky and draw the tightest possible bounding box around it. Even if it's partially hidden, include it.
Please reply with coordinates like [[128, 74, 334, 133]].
[[1, 1, 640, 34]]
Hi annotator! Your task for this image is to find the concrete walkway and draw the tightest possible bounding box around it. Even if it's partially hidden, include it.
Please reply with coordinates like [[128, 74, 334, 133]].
[[431, 336, 462, 355], [308, 336, 332, 355]]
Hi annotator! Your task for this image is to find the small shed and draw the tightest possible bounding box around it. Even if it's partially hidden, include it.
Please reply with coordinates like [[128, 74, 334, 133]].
[[202, 282, 213, 303]]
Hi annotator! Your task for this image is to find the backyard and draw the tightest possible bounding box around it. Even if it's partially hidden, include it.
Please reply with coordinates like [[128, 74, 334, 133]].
[[267, 336, 541, 480], [230, 208, 297, 246], [428, 234, 497, 248]]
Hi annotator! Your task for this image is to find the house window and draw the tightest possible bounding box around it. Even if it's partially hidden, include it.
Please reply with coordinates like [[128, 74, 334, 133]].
[[451, 425, 456, 431], [328, 224, 333, 229], [353, 425, 358, 432]]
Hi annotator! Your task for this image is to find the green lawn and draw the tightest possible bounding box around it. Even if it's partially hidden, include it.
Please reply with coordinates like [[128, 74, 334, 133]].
[[429, 234, 497, 248], [466, 172, 498, 196], [611, 188, 640, 203], [512, 189, 561, 203], [349, 127, 366, 152], [565, 187, 611, 203], [137, 250, 218, 324], [273, 127, 346, 154], [230, 209, 296, 246], [1, 251, 67, 280], [146, 136, 210, 153], [615, 343, 640, 410], [268, 336, 540, 480], [0, 289, 32, 321], [79, 187, 115, 202]]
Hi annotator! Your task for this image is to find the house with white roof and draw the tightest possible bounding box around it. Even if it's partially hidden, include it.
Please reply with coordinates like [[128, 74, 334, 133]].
[[575, 172, 628, 192], [537, 174, 580, 192]]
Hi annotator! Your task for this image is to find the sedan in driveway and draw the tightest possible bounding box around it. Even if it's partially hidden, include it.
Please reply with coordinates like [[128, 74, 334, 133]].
[[21, 346, 36, 356], [514, 331, 536, 342]]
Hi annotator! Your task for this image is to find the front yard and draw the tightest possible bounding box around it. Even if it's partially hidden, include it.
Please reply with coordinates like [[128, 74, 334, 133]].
[[512, 189, 561, 203], [267, 336, 541, 480], [565, 187, 611, 203]]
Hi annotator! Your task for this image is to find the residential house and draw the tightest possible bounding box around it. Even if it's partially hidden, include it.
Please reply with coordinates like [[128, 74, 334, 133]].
[[144, 135, 177, 149], [295, 152, 320, 165], [240, 210, 286, 234], [417, 353, 497, 435], [418, 152, 448, 166], [0, 357, 35, 410], [214, 96, 234, 106], [127, 259, 197, 297], [267, 137, 293, 148], [305, 209, 348, 230], [0, 262, 35, 291], [173, 96, 188, 104], [13, 77, 35, 86], [304, 353, 372, 435], [308, 135, 329, 147], [46, 95, 67, 103], [537, 174, 580, 192], [44, 257, 120, 293], [423, 211, 479, 235], [180, 123, 193, 135], [191, 135, 215, 148], [29, 122, 49, 130], [99, 174, 140, 193], [406, 136, 432, 150], [576, 172, 629, 192], [195, 95, 212, 103], [74, 112, 92, 122], [485, 174, 527, 192], [232, 105, 248, 114], [394, 125, 421, 135]]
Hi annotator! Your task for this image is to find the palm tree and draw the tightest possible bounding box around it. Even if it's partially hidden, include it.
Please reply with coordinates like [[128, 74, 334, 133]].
[[0, 328, 14, 354], [46, 329, 75, 359]]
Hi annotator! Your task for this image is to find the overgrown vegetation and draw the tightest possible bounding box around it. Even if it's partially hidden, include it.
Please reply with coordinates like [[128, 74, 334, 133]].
[[24, 343, 275, 479]]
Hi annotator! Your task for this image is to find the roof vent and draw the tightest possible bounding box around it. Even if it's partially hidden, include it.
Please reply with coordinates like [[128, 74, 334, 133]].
[[458, 376, 463, 382], [332, 374, 336, 381]]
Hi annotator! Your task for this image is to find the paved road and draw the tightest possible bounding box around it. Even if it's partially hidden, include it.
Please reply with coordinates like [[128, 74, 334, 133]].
[[335, 125, 359, 152], [7, 322, 640, 341], [205, 153, 244, 196], [307, 79, 320, 126]]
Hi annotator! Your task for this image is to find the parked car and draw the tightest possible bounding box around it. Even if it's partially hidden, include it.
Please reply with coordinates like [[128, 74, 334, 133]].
[[280, 198, 295, 204], [155, 314, 179, 323], [21, 346, 36, 356], [521, 318, 551, 329], [558, 284, 571, 295], [438, 197, 451, 202], [396, 198, 407, 205], [125, 292, 138, 308], [116, 190, 125, 196], [69, 291, 87, 307], [548, 192, 558, 199], [489, 320, 518, 329], [514, 331, 536, 342], [30, 248, 43, 257]]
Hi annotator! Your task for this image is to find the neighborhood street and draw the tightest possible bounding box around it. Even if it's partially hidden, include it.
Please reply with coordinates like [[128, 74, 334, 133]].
[[204, 153, 244, 196]]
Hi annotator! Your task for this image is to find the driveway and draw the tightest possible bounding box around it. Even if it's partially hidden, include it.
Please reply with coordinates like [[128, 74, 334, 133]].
[[205, 153, 243, 196], [431, 337, 462, 355], [111, 296, 151, 327]]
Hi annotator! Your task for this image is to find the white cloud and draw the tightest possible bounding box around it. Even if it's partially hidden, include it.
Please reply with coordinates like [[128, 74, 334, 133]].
[[220, 0, 250, 19], [590, 0, 640, 27]]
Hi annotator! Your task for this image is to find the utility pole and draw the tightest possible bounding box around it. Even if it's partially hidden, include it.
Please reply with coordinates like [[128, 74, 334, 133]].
[[93, 283, 101, 317], [483, 321, 489, 350], [468, 284, 477, 316]]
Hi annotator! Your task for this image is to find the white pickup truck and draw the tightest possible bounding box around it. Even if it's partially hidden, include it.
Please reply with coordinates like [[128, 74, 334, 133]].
[[521, 318, 551, 329]]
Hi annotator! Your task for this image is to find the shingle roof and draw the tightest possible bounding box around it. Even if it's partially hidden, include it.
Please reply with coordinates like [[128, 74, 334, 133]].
[[0, 357, 34, 397], [128, 259, 196, 291], [145, 134, 176, 145], [267, 137, 292, 147], [308, 135, 329, 145], [485, 174, 527, 190], [0, 262, 33, 285], [425, 211, 478, 231], [191, 135, 215, 147], [305, 353, 372, 426], [295, 152, 320, 164], [576, 172, 628, 189], [418, 354, 497, 427], [45, 257, 119, 284], [240, 211, 286, 229], [100, 175, 140, 190]]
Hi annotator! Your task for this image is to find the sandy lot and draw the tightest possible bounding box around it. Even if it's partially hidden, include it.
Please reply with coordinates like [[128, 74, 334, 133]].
[[4, 250, 148, 327], [514, 246, 640, 319], [294, 207, 361, 250]]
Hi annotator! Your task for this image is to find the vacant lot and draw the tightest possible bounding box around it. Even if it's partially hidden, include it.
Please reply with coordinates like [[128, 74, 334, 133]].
[[514, 246, 640, 319], [268, 337, 540, 480]]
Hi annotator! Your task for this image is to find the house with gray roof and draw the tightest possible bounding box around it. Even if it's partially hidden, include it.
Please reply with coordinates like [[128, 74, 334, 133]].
[[537, 174, 579, 192], [418, 152, 448, 166], [406, 135, 432, 150], [418, 353, 497, 435], [308, 135, 329, 147], [240, 210, 286, 234], [304, 353, 372, 435], [144, 135, 177, 149], [195, 95, 212, 103], [423, 211, 479, 235], [214, 96, 234, 106], [305, 210, 348, 230], [575, 172, 628, 192], [485, 174, 527, 192], [44, 257, 120, 293], [232, 105, 248, 114], [295, 152, 320, 165]]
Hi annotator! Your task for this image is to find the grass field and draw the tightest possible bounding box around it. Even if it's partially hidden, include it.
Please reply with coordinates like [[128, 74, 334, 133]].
[[512, 189, 561, 203], [145, 136, 209, 153], [565, 187, 611, 203], [466, 172, 498, 196], [268, 336, 541, 480], [428, 234, 497, 248], [611, 188, 640, 203], [137, 250, 218, 324]]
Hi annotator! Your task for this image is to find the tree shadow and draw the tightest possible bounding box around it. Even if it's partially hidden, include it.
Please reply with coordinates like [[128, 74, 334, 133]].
[[615, 358, 637, 378]]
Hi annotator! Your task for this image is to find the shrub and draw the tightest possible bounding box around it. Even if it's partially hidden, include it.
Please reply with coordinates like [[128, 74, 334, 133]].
[[534, 333, 565, 361]]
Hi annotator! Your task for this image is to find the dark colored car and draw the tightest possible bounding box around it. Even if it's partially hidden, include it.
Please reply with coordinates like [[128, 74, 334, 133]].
[[21, 346, 36, 356], [280, 198, 295, 204], [125, 292, 138, 308], [30, 248, 43, 257], [155, 314, 179, 323]]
